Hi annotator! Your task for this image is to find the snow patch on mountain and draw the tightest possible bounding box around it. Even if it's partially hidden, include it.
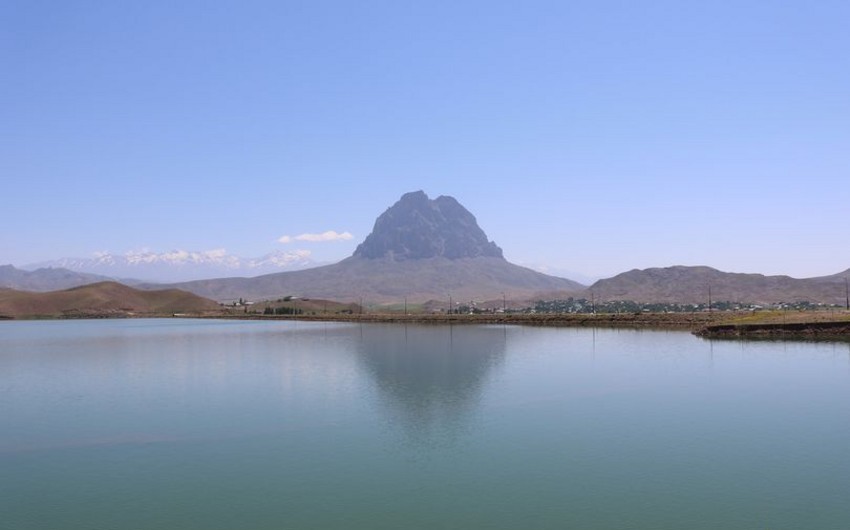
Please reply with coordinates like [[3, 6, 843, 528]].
[[25, 249, 317, 283]]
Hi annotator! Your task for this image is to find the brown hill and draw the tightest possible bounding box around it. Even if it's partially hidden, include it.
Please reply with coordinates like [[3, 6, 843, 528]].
[[589, 266, 849, 305], [0, 282, 220, 319]]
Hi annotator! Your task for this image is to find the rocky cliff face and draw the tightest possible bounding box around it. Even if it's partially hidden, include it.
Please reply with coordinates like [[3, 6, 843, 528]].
[[353, 191, 504, 260]]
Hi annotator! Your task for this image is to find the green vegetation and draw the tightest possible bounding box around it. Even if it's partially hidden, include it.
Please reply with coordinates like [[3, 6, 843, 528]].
[[263, 306, 302, 315], [532, 297, 844, 315]]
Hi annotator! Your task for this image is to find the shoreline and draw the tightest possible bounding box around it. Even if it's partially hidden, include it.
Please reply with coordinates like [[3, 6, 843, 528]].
[[195, 311, 725, 329], [695, 320, 850, 341], [5, 310, 850, 340], [201, 310, 850, 338]]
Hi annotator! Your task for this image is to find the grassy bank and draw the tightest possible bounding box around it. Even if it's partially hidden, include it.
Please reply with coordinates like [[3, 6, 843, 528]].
[[7, 308, 850, 340], [207, 308, 850, 339]]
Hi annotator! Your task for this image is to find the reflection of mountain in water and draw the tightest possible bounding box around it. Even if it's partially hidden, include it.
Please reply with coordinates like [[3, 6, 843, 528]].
[[355, 324, 507, 444]]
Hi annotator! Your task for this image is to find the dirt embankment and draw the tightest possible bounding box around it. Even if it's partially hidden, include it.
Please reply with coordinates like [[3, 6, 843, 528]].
[[693, 310, 850, 340], [695, 321, 850, 340], [208, 311, 736, 329]]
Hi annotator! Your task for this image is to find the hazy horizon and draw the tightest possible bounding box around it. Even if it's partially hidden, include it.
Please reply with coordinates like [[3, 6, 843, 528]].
[[4, 2, 849, 279]]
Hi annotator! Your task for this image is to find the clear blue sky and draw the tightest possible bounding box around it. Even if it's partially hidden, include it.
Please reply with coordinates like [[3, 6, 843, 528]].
[[3, 0, 849, 279]]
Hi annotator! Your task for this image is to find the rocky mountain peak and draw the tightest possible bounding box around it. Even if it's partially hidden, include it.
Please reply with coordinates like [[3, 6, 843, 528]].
[[353, 191, 504, 260]]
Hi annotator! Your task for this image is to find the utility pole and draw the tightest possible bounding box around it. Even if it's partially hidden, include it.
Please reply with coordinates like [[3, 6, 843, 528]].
[[590, 290, 596, 314], [502, 292, 506, 313], [449, 294, 453, 315], [404, 296, 407, 315], [845, 277, 849, 311], [707, 285, 712, 313], [359, 297, 363, 316]]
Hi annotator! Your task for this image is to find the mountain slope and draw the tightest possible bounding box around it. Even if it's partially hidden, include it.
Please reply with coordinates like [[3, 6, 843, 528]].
[[0, 282, 220, 318], [165, 256, 582, 303], [817, 268, 850, 282], [589, 266, 849, 305], [163, 191, 584, 302]]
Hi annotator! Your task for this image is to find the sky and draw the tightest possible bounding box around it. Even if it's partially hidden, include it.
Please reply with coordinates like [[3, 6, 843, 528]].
[[3, 0, 849, 280]]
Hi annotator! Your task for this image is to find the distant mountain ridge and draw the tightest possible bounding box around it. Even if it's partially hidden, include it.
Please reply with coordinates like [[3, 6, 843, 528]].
[[26, 249, 316, 283], [0, 265, 119, 292], [161, 191, 584, 302], [589, 265, 849, 305]]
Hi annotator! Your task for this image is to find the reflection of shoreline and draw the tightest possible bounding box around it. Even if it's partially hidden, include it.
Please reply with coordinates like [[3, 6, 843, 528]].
[[0, 320, 364, 456], [197, 313, 850, 341], [195, 311, 751, 331], [355, 324, 507, 443]]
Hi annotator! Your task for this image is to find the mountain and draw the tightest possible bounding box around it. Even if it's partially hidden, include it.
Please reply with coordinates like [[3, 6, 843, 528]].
[[354, 191, 503, 260], [589, 266, 849, 305], [0, 282, 220, 319], [0, 264, 120, 292], [162, 191, 585, 302], [25, 249, 317, 283]]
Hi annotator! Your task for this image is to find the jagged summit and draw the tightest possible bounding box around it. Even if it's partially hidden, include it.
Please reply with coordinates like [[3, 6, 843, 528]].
[[353, 191, 504, 260]]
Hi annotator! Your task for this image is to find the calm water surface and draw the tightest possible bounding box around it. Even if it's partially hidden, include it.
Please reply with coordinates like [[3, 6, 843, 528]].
[[1, 319, 848, 529]]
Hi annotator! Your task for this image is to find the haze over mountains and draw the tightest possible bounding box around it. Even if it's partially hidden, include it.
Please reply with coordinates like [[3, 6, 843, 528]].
[[4, 191, 849, 307], [155, 189, 850, 305], [0, 265, 119, 292], [163, 191, 584, 302], [26, 249, 317, 283]]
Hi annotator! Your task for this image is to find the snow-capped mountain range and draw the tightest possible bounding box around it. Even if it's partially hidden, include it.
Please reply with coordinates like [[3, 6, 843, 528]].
[[25, 249, 318, 283]]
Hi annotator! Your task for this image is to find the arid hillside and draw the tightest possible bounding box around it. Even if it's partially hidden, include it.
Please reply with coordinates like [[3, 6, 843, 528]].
[[588, 266, 849, 305], [0, 282, 220, 319]]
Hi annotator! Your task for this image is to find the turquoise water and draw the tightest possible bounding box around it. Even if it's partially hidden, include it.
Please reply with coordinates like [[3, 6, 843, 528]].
[[1, 319, 848, 529]]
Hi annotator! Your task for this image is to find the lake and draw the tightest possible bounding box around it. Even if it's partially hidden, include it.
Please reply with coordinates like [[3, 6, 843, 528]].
[[1, 319, 848, 529]]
